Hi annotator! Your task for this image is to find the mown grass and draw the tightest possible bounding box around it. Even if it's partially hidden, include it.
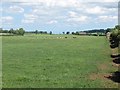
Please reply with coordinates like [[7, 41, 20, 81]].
[[0, 36, 2, 89], [2, 35, 118, 88]]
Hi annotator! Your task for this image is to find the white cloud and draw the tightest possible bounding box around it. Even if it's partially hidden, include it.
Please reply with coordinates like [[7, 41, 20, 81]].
[[85, 6, 107, 14], [3, 0, 119, 3], [97, 15, 118, 22], [13, 0, 84, 11], [22, 14, 38, 24], [32, 9, 50, 15], [102, 0, 119, 2], [47, 20, 58, 24], [67, 16, 88, 22], [67, 11, 90, 22], [0, 8, 2, 12], [8, 5, 24, 13], [1, 16, 13, 24], [3, 0, 118, 17], [2, 0, 118, 30], [3, 0, 81, 7], [22, 19, 34, 24], [67, 15, 90, 22], [68, 11, 78, 18], [24, 14, 38, 20], [53, 0, 81, 8], [86, 0, 118, 2]]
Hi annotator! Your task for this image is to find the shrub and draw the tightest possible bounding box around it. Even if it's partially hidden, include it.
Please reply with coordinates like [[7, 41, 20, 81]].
[[109, 27, 120, 49]]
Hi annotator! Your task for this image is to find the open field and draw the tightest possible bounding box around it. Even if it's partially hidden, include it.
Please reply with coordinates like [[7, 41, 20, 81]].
[[2, 35, 118, 88]]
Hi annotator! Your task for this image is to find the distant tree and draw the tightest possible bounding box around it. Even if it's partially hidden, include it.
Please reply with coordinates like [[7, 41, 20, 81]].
[[18, 28, 25, 36], [39, 31, 48, 34], [44, 31, 47, 34], [75, 31, 79, 35], [35, 30, 38, 34], [106, 28, 112, 32], [66, 31, 70, 34], [50, 31, 52, 35], [71, 32, 75, 35], [14, 29, 19, 35], [40, 31, 43, 34], [3, 30, 9, 33], [62, 32, 65, 34], [9, 28, 14, 34]]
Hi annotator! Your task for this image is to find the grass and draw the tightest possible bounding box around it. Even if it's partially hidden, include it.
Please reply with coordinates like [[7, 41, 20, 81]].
[[2, 34, 118, 88], [0, 37, 2, 89]]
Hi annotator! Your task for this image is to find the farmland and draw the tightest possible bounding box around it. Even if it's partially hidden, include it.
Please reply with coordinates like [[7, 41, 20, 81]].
[[2, 35, 118, 88]]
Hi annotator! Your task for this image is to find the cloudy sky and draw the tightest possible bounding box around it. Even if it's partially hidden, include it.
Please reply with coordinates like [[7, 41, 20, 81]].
[[0, 0, 119, 34]]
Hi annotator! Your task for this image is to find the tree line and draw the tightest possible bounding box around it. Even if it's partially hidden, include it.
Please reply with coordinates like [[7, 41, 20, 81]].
[[0, 27, 117, 36], [71, 29, 106, 36], [26, 30, 52, 35], [0, 28, 25, 36]]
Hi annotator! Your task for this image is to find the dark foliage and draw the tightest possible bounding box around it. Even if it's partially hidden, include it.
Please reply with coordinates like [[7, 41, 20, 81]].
[[106, 71, 120, 83]]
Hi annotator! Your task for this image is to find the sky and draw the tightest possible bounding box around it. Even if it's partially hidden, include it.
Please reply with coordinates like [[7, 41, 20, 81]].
[[0, 0, 119, 34]]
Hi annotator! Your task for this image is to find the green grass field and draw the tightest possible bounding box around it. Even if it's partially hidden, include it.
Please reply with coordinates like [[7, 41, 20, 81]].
[[2, 35, 118, 88]]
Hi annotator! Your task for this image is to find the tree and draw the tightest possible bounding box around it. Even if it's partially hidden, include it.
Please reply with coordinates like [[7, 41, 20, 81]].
[[66, 31, 70, 34], [71, 32, 75, 35], [3, 30, 9, 33], [75, 31, 79, 35], [40, 31, 43, 34], [50, 31, 52, 35], [14, 29, 19, 35], [44, 31, 47, 34], [18, 28, 25, 36], [9, 28, 14, 34], [62, 32, 65, 34], [35, 30, 38, 34], [109, 26, 120, 49], [115, 25, 120, 30]]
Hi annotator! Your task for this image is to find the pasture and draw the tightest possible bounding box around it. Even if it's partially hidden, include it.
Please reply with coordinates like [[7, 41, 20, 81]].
[[2, 35, 118, 88]]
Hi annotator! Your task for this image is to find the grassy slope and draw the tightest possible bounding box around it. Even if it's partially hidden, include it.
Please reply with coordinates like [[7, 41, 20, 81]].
[[2, 35, 117, 88]]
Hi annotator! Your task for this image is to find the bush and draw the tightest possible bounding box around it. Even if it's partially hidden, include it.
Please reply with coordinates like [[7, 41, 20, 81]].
[[110, 43, 119, 48], [109, 27, 120, 49], [92, 34, 98, 36]]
